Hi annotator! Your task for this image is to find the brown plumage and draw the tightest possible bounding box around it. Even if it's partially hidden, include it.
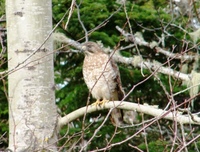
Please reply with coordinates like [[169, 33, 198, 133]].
[[82, 42, 124, 126]]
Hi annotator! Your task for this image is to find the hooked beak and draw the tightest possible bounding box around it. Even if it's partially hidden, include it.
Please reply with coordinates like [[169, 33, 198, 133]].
[[81, 44, 87, 51]]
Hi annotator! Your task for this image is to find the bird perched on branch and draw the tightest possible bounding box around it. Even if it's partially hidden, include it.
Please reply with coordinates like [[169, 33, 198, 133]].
[[82, 42, 125, 127]]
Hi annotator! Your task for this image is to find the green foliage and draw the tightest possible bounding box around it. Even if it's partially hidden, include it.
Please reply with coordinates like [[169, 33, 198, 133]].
[[0, 0, 198, 150], [152, 0, 168, 9], [52, 0, 200, 151], [0, 81, 8, 129], [0, 0, 8, 148], [90, 31, 119, 46], [0, 0, 5, 15], [55, 53, 88, 113], [53, 0, 172, 44], [138, 140, 170, 152], [189, 139, 200, 151]]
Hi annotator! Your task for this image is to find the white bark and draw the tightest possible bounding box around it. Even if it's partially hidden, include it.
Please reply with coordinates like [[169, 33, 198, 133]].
[[58, 101, 200, 128], [6, 0, 57, 151]]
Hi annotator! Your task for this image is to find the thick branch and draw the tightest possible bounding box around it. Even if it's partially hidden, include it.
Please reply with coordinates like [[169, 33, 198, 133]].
[[113, 52, 191, 81], [155, 47, 194, 61], [58, 101, 200, 128], [53, 32, 81, 49], [141, 61, 190, 81]]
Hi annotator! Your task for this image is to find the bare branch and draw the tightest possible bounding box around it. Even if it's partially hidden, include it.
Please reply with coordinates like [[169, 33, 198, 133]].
[[75, 1, 88, 42], [64, 0, 76, 29], [116, 26, 196, 61], [177, 134, 200, 152]]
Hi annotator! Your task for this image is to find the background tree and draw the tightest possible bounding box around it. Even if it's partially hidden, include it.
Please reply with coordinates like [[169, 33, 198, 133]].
[[0, 0, 200, 151], [53, 0, 200, 151]]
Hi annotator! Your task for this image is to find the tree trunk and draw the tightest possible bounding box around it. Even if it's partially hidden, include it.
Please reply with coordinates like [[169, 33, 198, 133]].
[[6, 0, 58, 151]]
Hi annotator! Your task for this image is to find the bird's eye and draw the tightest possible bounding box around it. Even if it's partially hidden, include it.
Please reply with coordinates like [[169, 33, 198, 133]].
[[87, 45, 92, 49], [87, 45, 94, 52]]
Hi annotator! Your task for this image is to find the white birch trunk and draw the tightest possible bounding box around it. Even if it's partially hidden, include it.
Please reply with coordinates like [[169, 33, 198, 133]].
[[6, 0, 58, 151]]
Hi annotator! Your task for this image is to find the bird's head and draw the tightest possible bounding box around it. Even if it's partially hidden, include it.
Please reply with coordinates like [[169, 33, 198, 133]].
[[81, 42, 103, 55]]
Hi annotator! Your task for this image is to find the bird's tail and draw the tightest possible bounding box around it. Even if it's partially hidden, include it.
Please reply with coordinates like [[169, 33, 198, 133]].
[[110, 90, 124, 127]]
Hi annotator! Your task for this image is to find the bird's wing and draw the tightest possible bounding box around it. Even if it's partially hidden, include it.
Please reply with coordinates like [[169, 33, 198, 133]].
[[110, 59, 124, 127], [110, 58, 137, 126]]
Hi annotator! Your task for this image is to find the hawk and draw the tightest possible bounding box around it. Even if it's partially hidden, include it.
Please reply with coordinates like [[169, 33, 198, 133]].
[[82, 42, 124, 126]]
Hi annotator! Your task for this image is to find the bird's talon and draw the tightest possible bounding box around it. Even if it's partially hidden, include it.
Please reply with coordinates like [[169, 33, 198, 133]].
[[92, 99, 109, 107], [92, 100, 102, 106], [101, 99, 109, 105]]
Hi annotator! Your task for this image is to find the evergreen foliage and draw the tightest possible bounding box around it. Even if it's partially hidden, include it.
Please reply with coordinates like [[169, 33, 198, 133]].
[[52, 0, 199, 151], [0, 0, 8, 148], [0, 0, 199, 150]]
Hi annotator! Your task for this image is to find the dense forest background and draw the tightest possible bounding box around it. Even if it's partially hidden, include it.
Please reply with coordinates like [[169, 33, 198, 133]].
[[1, 0, 200, 151]]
